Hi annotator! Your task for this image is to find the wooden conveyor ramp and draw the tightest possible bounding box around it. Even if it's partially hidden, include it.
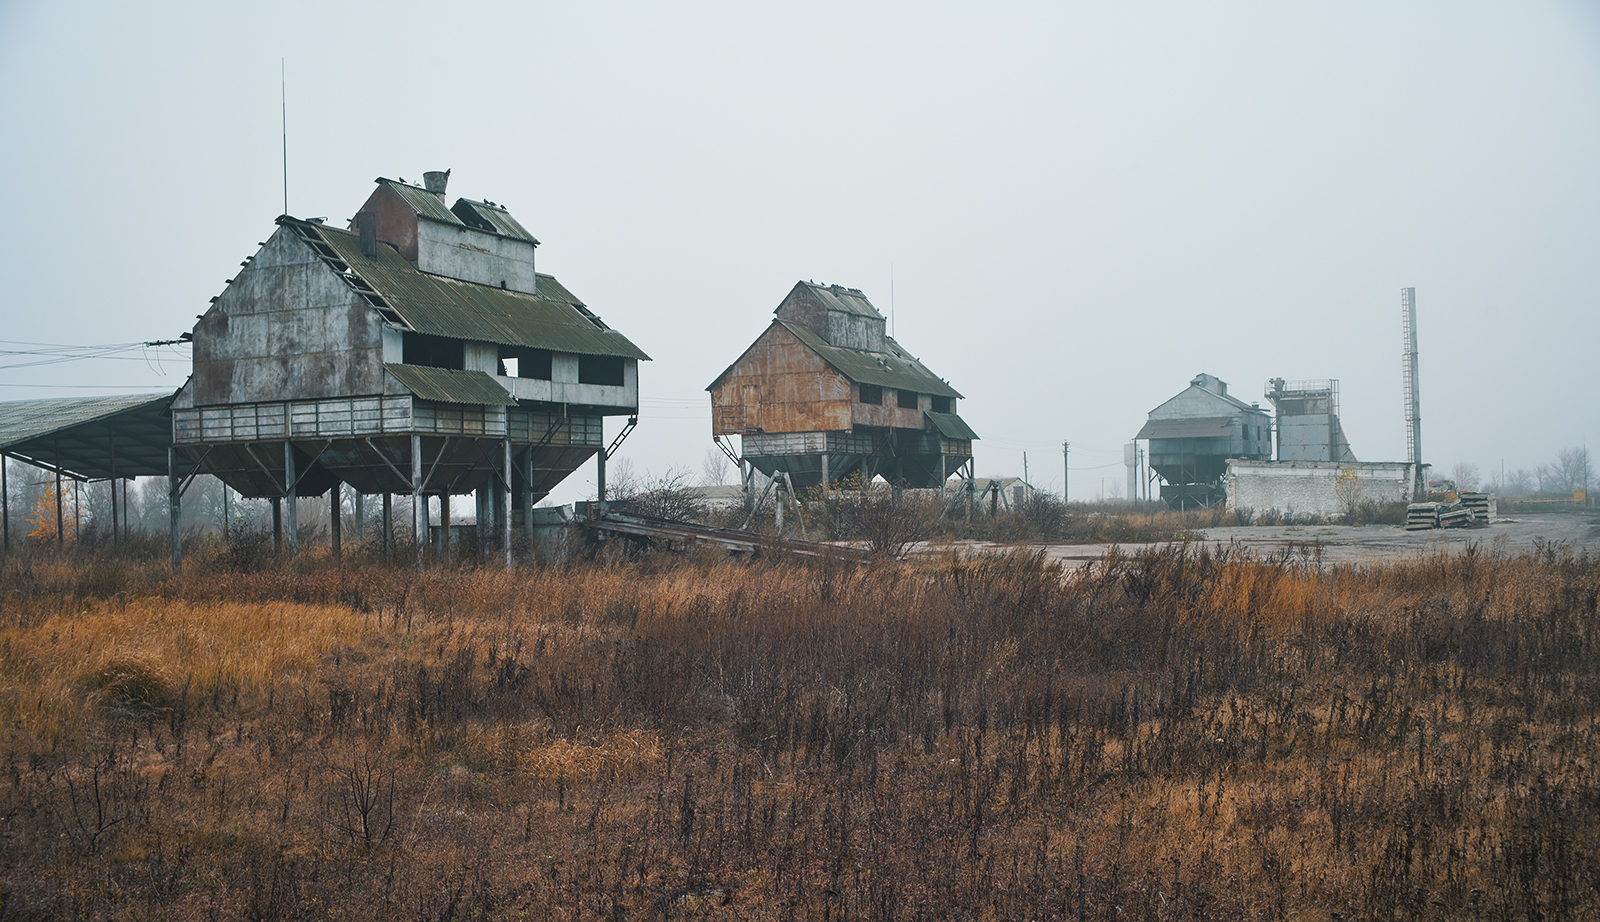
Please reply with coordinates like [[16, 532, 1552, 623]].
[[581, 510, 873, 561]]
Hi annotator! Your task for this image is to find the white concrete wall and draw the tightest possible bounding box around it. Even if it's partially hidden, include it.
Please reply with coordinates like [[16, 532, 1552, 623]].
[[1227, 460, 1416, 516]]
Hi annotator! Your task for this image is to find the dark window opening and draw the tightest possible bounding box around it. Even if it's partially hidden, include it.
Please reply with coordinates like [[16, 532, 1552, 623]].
[[858, 384, 882, 405], [930, 395, 952, 414], [498, 345, 552, 380], [402, 332, 464, 370], [897, 389, 918, 409], [578, 354, 626, 387]]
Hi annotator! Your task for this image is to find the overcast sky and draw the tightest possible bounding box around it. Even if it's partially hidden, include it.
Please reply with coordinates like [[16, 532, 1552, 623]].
[[2, 1, 1596, 501]]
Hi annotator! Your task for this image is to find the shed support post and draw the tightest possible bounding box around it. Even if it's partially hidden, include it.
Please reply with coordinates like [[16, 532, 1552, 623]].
[[775, 489, 784, 534], [55, 462, 63, 547], [284, 441, 297, 558], [382, 493, 393, 561], [476, 487, 490, 547], [329, 484, 342, 561], [1, 456, 8, 553], [597, 448, 607, 515], [411, 435, 425, 568], [821, 454, 829, 494], [168, 447, 182, 572], [272, 498, 282, 554], [503, 437, 513, 569]]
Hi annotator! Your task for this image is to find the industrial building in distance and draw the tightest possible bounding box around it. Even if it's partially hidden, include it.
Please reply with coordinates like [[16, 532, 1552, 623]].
[[1136, 291, 1432, 516]]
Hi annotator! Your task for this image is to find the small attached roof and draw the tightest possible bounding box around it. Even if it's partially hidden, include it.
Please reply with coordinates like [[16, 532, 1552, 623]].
[[0, 392, 175, 479], [383, 365, 518, 406], [925, 411, 979, 440], [290, 218, 649, 361], [773, 320, 961, 398], [451, 199, 539, 244], [1135, 416, 1234, 440]]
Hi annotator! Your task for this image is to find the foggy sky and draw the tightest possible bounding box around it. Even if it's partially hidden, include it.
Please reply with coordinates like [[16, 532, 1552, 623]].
[[2, 1, 1596, 502]]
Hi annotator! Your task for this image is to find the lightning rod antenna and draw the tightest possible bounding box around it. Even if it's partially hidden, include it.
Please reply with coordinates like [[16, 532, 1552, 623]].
[[281, 59, 288, 216]]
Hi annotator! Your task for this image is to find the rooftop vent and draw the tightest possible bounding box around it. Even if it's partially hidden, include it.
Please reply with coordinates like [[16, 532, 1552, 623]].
[[423, 169, 451, 200]]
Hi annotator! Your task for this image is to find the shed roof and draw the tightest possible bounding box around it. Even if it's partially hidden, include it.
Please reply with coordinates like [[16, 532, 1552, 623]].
[[0, 393, 174, 479], [383, 365, 518, 406], [1135, 416, 1234, 440], [297, 219, 649, 361], [925, 411, 979, 440], [774, 320, 961, 398], [451, 199, 539, 244]]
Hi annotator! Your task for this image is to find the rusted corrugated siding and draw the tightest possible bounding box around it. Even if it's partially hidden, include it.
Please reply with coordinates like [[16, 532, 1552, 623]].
[[709, 324, 852, 435]]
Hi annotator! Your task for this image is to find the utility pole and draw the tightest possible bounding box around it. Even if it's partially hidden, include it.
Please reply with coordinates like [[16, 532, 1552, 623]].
[[1062, 441, 1069, 504]]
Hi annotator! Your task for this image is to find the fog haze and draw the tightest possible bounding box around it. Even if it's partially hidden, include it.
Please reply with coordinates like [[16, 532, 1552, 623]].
[[3, 2, 1596, 501]]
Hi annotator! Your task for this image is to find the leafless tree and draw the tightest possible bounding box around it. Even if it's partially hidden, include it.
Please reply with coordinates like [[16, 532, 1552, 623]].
[[1450, 462, 1481, 492]]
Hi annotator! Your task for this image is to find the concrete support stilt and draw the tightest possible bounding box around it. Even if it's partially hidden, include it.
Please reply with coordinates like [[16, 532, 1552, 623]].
[[382, 493, 393, 561], [412, 435, 425, 569], [168, 447, 182, 572], [284, 441, 297, 558], [330, 484, 341, 561], [503, 437, 513, 569]]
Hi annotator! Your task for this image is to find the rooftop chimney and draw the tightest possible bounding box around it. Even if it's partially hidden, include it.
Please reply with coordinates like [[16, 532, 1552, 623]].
[[423, 169, 451, 201]]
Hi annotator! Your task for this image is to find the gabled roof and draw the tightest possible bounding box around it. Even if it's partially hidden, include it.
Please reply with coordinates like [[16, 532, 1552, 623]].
[[452, 199, 539, 244], [291, 219, 649, 361], [791, 281, 884, 320], [773, 320, 961, 398], [383, 365, 518, 406], [0, 393, 174, 478], [374, 178, 464, 227]]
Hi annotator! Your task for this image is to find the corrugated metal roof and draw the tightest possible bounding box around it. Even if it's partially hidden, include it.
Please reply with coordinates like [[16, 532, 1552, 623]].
[[376, 178, 465, 227], [925, 411, 979, 440], [383, 365, 518, 406], [1135, 416, 1234, 440], [777, 320, 961, 398], [799, 282, 884, 320], [0, 393, 175, 478], [451, 199, 539, 244], [311, 224, 650, 361]]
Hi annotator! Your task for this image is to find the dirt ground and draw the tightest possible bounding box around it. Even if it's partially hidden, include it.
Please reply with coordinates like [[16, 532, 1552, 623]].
[[926, 510, 1600, 569]]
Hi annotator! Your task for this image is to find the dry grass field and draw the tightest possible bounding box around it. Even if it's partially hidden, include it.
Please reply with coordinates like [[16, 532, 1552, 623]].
[[1, 536, 1597, 920]]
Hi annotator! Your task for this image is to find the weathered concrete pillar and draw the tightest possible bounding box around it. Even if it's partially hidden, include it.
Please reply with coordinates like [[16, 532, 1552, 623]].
[[522, 450, 534, 537], [284, 442, 297, 558], [329, 484, 342, 560], [353, 492, 365, 542], [1, 456, 9, 554], [440, 493, 451, 560], [596, 448, 607, 515], [168, 447, 182, 572], [382, 492, 393, 561], [272, 497, 282, 554], [503, 437, 513, 569], [821, 454, 830, 494], [411, 434, 425, 568]]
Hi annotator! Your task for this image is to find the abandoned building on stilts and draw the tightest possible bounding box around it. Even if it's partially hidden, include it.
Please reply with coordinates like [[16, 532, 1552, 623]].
[[168, 171, 648, 566], [707, 281, 976, 492]]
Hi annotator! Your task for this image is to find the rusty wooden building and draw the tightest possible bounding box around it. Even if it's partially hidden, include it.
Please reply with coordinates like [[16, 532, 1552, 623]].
[[707, 281, 975, 489], [169, 171, 648, 565]]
